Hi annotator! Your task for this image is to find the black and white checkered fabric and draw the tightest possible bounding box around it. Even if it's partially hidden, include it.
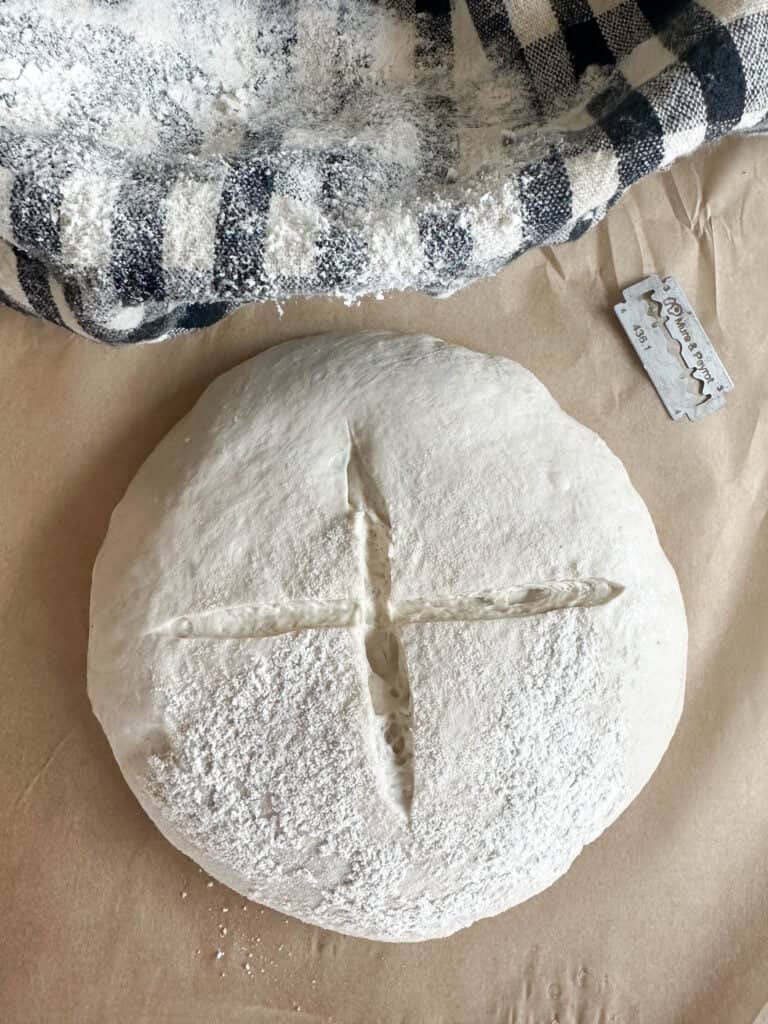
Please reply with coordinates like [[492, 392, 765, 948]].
[[0, 1, 766, 343]]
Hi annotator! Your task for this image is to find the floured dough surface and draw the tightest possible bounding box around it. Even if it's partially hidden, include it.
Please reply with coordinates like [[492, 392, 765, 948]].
[[88, 331, 687, 942]]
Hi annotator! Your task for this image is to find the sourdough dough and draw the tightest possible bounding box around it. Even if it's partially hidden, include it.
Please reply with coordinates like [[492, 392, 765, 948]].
[[88, 331, 687, 942]]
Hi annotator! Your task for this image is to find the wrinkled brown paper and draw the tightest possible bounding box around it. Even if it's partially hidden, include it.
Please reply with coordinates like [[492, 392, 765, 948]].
[[1, 135, 767, 1024]]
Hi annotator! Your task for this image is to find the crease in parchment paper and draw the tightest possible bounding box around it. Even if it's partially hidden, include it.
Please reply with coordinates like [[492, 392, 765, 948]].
[[9, 726, 78, 814]]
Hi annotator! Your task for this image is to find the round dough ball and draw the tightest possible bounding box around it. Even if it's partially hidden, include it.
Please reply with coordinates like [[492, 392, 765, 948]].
[[88, 331, 686, 942]]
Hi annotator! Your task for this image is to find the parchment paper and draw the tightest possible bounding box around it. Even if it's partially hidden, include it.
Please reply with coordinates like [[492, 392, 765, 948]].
[[1, 134, 766, 1024]]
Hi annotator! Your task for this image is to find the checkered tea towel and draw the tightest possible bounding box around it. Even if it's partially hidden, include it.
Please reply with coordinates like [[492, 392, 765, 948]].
[[0, 1, 766, 343]]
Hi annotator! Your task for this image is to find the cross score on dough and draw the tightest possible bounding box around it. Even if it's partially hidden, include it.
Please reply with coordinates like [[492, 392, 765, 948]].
[[151, 425, 623, 819]]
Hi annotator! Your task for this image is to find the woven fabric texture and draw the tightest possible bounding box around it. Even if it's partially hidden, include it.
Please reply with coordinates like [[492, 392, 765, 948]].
[[0, 0, 766, 343]]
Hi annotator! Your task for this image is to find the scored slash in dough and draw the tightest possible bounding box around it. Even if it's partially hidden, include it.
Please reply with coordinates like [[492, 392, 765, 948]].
[[88, 331, 687, 942]]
